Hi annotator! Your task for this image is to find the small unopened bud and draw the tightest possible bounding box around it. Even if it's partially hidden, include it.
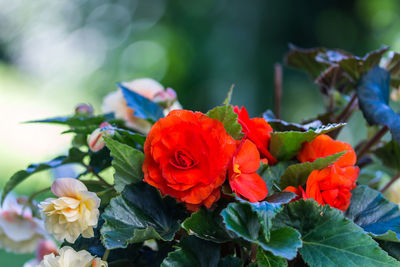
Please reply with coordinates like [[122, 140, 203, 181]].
[[36, 239, 58, 261], [153, 88, 177, 108], [88, 122, 115, 152], [75, 103, 93, 115]]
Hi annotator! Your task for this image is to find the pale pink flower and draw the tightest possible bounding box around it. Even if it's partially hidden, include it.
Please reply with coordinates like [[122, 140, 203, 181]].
[[0, 195, 46, 253]]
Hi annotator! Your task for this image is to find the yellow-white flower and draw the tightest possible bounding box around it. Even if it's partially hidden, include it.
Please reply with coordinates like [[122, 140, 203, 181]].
[[0, 195, 46, 253], [38, 246, 108, 267], [39, 178, 101, 243], [102, 78, 182, 134]]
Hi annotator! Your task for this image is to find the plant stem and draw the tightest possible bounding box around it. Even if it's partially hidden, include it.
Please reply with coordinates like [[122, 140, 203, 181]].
[[82, 163, 113, 188], [329, 93, 358, 139], [96, 187, 115, 197], [380, 173, 400, 194], [102, 249, 110, 261], [250, 243, 258, 262], [335, 93, 357, 123], [274, 63, 283, 119], [356, 126, 389, 162], [21, 186, 51, 215], [28, 187, 51, 202]]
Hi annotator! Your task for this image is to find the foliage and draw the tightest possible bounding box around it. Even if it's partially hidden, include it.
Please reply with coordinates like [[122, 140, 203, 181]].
[[5, 46, 400, 266]]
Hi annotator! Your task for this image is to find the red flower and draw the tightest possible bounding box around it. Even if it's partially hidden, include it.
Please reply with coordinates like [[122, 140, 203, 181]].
[[229, 139, 268, 202], [233, 106, 277, 164], [306, 165, 358, 211], [142, 110, 236, 211], [296, 134, 359, 211], [297, 134, 356, 168]]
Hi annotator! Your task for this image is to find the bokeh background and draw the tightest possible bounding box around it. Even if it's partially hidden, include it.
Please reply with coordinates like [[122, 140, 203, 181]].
[[0, 0, 398, 265]]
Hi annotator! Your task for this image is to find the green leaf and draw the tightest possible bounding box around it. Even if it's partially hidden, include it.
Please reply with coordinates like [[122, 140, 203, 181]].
[[161, 236, 220, 267], [1, 148, 86, 205], [182, 208, 235, 243], [28, 113, 123, 135], [101, 183, 186, 249], [380, 241, 400, 261], [345, 186, 400, 242], [356, 66, 400, 144], [273, 199, 399, 267], [251, 192, 295, 241], [279, 152, 345, 189], [114, 128, 146, 148], [374, 141, 400, 172], [284, 45, 329, 78], [338, 46, 389, 80], [207, 105, 243, 139], [222, 85, 234, 106], [259, 162, 289, 194], [221, 202, 301, 260], [218, 256, 243, 267], [104, 137, 144, 192], [269, 123, 345, 161], [257, 247, 287, 267]]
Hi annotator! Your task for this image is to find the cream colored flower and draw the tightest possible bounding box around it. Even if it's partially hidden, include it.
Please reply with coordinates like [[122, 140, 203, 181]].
[[39, 178, 101, 243], [0, 195, 46, 253], [102, 78, 182, 134], [38, 246, 107, 267]]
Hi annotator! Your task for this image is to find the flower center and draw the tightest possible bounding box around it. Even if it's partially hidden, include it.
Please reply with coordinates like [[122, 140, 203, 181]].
[[170, 149, 198, 169]]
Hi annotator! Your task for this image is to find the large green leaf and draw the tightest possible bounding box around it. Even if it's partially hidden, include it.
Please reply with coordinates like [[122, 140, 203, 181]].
[[356, 66, 400, 144], [161, 236, 220, 267], [273, 200, 399, 267], [1, 147, 86, 205], [101, 183, 186, 249], [259, 162, 289, 195], [218, 256, 243, 267], [104, 137, 144, 192], [207, 105, 243, 140], [257, 247, 287, 267], [269, 123, 345, 161], [374, 141, 400, 172], [28, 113, 123, 135], [279, 152, 345, 189], [345, 186, 400, 242], [284, 45, 329, 78], [182, 208, 235, 243], [221, 202, 301, 260], [250, 192, 295, 241]]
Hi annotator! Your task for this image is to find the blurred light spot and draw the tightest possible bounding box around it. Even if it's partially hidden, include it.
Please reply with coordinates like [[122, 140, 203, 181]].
[[119, 40, 167, 80], [87, 3, 133, 49]]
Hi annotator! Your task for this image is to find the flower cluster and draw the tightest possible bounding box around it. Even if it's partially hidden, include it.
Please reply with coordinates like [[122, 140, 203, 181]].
[[7, 70, 400, 267]]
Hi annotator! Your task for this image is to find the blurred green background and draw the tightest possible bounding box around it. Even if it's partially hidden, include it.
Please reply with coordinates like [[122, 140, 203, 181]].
[[1, 0, 399, 265]]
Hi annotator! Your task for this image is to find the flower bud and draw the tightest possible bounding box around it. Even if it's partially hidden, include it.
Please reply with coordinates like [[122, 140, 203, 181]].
[[37, 239, 58, 261], [153, 87, 178, 108], [39, 178, 101, 243], [23, 239, 58, 267], [88, 122, 114, 152], [38, 246, 108, 267], [75, 103, 94, 115]]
